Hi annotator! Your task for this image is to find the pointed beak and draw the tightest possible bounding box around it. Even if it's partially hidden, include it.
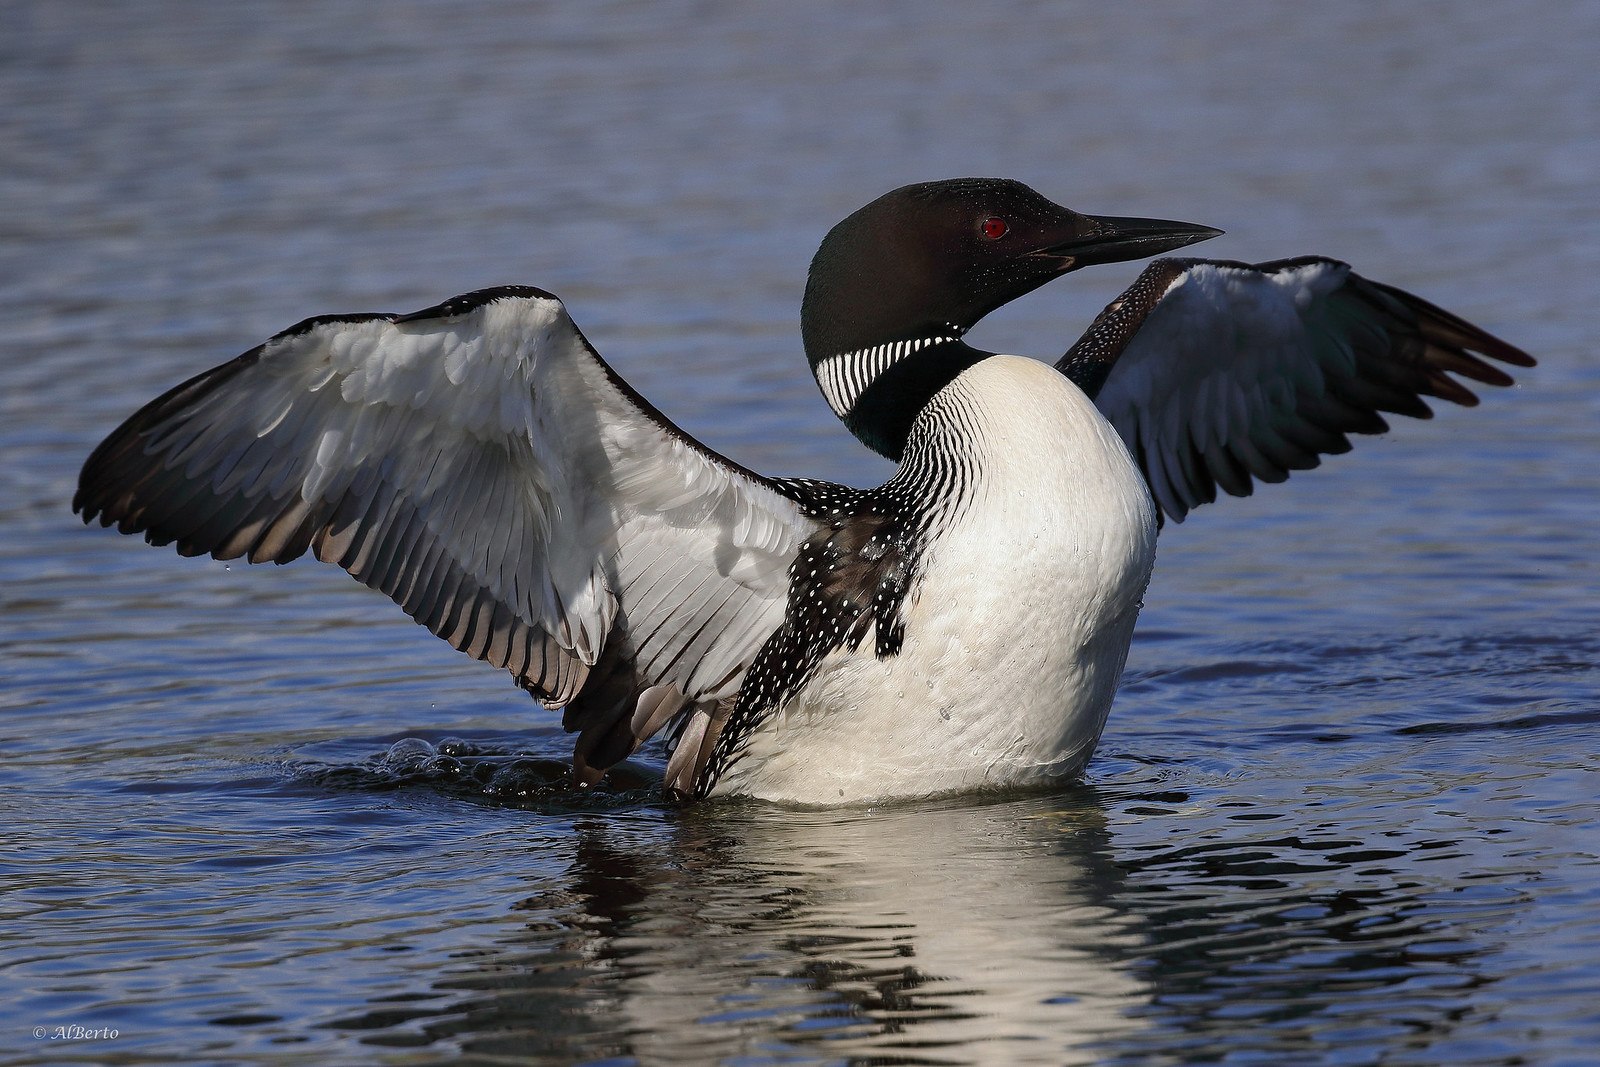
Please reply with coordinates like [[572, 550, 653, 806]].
[[1035, 213, 1223, 271]]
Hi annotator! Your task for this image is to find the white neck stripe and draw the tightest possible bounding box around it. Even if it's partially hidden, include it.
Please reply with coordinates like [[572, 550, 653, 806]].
[[816, 333, 960, 416]]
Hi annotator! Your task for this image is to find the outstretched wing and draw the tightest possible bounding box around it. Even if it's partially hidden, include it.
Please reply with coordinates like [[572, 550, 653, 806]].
[[1058, 257, 1534, 522], [75, 286, 817, 781]]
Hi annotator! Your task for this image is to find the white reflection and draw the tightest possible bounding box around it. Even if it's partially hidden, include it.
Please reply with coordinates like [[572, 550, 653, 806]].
[[552, 794, 1152, 1065]]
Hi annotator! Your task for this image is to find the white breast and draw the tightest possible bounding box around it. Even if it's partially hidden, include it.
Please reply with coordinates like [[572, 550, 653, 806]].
[[714, 356, 1158, 805]]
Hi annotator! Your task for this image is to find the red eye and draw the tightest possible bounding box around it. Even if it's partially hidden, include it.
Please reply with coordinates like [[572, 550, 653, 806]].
[[980, 216, 1008, 239]]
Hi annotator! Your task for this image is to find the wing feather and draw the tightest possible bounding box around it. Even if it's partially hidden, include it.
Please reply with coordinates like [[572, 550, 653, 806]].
[[75, 286, 819, 772], [1066, 257, 1534, 522]]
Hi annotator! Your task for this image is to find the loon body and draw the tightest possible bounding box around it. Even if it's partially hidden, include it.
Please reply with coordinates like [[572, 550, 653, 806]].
[[716, 356, 1155, 805], [74, 179, 1532, 804]]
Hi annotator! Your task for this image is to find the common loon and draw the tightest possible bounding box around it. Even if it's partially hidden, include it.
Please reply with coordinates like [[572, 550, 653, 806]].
[[74, 178, 1532, 805]]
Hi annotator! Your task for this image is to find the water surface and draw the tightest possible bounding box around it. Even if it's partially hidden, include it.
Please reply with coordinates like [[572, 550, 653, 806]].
[[3, 2, 1598, 1064]]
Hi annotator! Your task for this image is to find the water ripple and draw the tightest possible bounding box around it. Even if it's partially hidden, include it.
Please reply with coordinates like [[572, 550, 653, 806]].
[[5, 2, 1599, 1064]]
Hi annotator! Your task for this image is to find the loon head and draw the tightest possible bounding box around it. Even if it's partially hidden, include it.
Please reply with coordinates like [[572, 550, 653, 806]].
[[801, 178, 1220, 459]]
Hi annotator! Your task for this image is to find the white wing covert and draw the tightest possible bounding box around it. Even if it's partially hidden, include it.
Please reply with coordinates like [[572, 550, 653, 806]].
[[75, 287, 816, 779], [1062, 257, 1534, 522]]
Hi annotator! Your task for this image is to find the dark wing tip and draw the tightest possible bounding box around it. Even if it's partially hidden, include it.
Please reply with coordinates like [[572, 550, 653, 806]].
[[1351, 277, 1534, 416], [1373, 278, 1536, 370], [73, 349, 262, 529]]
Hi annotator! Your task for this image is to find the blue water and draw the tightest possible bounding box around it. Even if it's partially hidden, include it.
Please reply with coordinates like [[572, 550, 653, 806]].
[[4, 2, 1598, 1064]]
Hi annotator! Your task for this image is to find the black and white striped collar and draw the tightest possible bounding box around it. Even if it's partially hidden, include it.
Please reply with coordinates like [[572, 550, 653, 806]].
[[814, 324, 967, 420]]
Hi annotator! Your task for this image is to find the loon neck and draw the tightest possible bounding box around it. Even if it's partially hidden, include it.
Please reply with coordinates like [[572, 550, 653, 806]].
[[810, 333, 988, 462]]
